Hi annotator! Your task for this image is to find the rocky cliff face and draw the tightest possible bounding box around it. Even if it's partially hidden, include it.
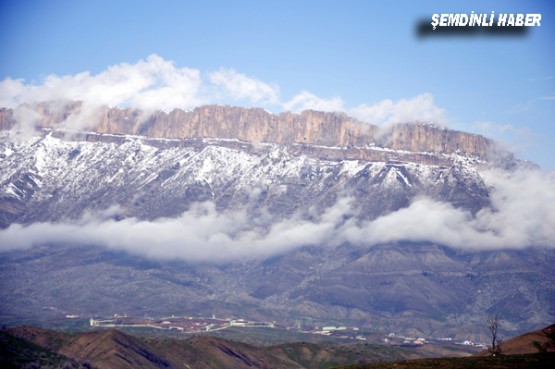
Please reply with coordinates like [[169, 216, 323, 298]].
[[0, 103, 495, 160], [89, 105, 378, 148], [388, 123, 491, 159]]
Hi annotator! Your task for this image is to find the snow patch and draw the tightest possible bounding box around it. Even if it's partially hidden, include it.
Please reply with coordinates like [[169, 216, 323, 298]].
[[340, 160, 364, 177], [4, 183, 23, 200], [3, 147, 14, 157], [394, 168, 412, 187]]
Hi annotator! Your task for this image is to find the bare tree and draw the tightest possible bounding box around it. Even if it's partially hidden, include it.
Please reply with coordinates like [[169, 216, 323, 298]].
[[487, 314, 501, 355]]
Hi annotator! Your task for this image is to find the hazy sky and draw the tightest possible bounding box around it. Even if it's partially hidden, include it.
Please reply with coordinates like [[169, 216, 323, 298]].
[[0, 0, 554, 168]]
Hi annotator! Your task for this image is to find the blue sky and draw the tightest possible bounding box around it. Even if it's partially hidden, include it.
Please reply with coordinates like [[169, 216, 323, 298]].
[[0, 0, 554, 168]]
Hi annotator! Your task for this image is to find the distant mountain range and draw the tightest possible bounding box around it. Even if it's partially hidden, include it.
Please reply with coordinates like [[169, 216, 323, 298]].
[[0, 103, 553, 341]]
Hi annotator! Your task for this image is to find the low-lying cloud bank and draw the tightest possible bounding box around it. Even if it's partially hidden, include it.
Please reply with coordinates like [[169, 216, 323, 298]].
[[1, 168, 554, 262], [346, 168, 555, 250], [0, 200, 351, 263], [0, 54, 445, 128]]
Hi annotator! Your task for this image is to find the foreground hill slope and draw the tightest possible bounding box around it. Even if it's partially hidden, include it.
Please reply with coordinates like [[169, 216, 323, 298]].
[[339, 323, 555, 369], [475, 323, 555, 356], [2, 324, 554, 369], [0, 327, 89, 369], [1, 326, 461, 369], [58, 329, 170, 369], [338, 353, 555, 369], [3, 327, 302, 369]]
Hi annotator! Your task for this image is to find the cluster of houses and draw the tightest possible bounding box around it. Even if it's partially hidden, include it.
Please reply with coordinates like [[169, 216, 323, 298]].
[[89, 314, 274, 333], [384, 332, 485, 348], [87, 314, 485, 348]]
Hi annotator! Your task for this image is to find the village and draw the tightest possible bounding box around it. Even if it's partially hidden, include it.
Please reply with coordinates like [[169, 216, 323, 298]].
[[86, 314, 486, 348], [89, 314, 275, 333]]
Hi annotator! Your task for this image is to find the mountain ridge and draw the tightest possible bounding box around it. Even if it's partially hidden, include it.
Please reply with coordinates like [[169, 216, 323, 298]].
[[0, 103, 497, 161]]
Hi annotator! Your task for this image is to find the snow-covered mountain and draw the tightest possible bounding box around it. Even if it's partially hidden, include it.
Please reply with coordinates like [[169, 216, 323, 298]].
[[0, 104, 553, 341], [0, 128, 491, 227], [0, 104, 503, 227]]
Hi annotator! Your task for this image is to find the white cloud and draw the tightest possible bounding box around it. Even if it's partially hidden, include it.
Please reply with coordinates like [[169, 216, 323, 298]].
[[349, 93, 445, 125], [349, 99, 395, 123], [0, 199, 350, 263], [474, 168, 555, 248], [0, 55, 204, 112], [208, 68, 279, 105], [1, 168, 554, 262], [473, 121, 536, 154], [0, 55, 448, 132], [282, 92, 446, 127], [474, 121, 533, 140], [282, 91, 345, 112], [341, 167, 555, 250]]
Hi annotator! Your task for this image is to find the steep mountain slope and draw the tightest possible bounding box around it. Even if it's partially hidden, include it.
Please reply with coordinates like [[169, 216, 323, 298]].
[[0, 128, 489, 227], [0, 104, 553, 341], [3, 242, 552, 341]]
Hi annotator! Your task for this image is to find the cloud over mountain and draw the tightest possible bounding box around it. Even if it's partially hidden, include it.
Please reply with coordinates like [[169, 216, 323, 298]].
[[1, 55, 552, 262], [343, 168, 555, 250], [0, 54, 445, 127], [1, 167, 553, 262], [0, 55, 203, 112]]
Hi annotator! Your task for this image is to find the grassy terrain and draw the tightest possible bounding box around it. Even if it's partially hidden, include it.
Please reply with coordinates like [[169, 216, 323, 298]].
[[337, 353, 555, 369], [192, 327, 351, 346], [270, 341, 419, 369]]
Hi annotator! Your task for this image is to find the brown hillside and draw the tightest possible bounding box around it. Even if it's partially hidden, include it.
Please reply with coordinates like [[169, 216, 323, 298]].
[[5, 327, 303, 369], [7, 326, 67, 352], [58, 329, 170, 369], [476, 323, 555, 356], [148, 335, 304, 369]]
